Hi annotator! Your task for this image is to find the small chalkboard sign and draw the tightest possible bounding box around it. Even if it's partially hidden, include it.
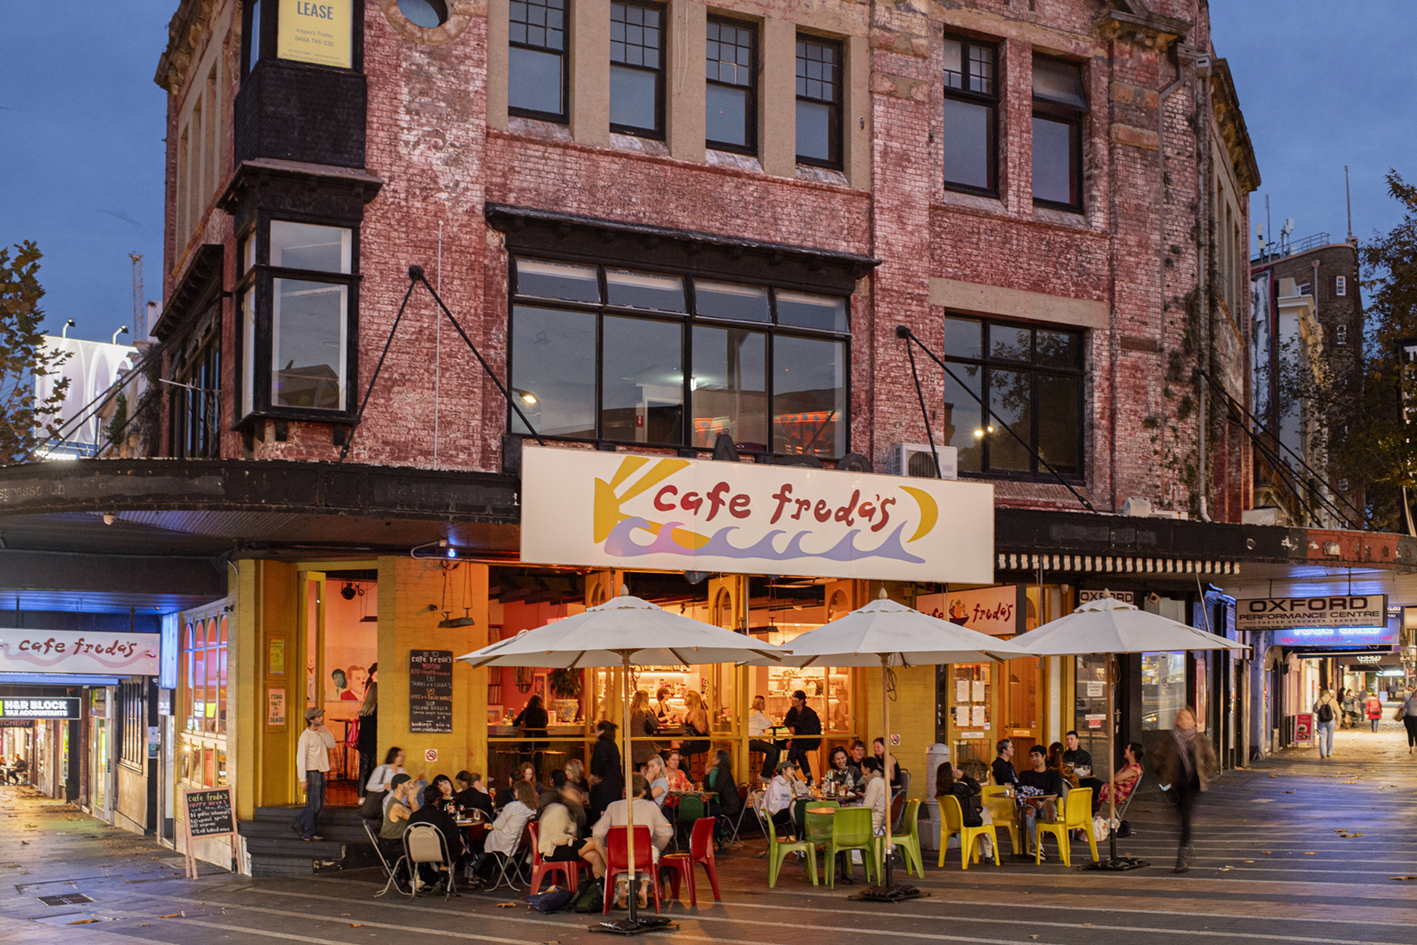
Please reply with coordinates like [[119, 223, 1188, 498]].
[[409, 649, 454, 733], [181, 784, 235, 880]]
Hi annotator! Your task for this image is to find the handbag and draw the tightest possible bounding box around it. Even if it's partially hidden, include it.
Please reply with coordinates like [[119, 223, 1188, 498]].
[[1396, 705, 1406, 721], [525, 886, 575, 913], [358, 789, 386, 820]]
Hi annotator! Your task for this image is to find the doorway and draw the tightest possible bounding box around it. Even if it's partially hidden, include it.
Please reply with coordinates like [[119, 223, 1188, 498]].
[[302, 569, 379, 806]]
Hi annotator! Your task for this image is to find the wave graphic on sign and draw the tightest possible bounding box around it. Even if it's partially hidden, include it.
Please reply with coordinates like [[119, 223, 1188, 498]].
[[604, 516, 927, 564]]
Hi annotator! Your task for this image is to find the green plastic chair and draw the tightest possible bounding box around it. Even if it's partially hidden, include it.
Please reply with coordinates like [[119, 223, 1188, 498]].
[[874, 798, 924, 878], [674, 795, 708, 853], [765, 807, 819, 888], [803, 801, 840, 877], [825, 806, 877, 888]]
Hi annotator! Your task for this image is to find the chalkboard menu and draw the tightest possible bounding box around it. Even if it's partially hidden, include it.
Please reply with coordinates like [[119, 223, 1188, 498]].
[[185, 787, 235, 838], [409, 649, 454, 733]]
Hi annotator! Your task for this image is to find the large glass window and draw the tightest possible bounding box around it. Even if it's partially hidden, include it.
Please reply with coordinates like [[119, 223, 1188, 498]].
[[796, 35, 842, 169], [1032, 56, 1087, 211], [1142, 652, 1187, 730], [706, 18, 756, 154], [941, 315, 1084, 478], [610, 1, 665, 138], [509, 0, 567, 121], [509, 257, 849, 457], [179, 614, 228, 788], [941, 34, 998, 194]]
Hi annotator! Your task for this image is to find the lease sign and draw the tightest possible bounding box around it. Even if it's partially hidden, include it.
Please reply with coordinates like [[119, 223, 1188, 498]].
[[520, 445, 994, 583], [278, 0, 353, 69]]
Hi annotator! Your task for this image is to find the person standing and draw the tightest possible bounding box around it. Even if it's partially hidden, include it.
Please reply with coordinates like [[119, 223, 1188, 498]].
[[1151, 707, 1217, 873], [1365, 691, 1383, 732], [356, 663, 379, 797], [783, 690, 822, 782], [1400, 688, 1417, 754], [292, 707, 337, 841], [588, 720, 623, 819], [1313, 688, 1340, 759]]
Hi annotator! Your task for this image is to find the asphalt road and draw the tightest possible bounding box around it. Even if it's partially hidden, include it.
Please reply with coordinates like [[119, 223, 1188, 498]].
[[2, 717, 1414, 945]]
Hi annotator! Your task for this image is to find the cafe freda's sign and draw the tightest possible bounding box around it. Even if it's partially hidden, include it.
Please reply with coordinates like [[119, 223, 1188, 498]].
[[0, 629, 159, 676], [520, 445, 994, 583]]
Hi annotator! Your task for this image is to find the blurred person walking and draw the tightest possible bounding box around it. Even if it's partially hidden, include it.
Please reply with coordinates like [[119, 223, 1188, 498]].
[[1152, 707, 1216, 873]]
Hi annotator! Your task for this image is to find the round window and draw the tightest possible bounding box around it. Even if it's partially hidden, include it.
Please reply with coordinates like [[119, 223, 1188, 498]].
[[397, 0, 448, 28]]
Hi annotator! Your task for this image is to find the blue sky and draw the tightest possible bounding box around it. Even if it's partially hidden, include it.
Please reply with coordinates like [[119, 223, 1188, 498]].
[[1, 3, 1413, 346]]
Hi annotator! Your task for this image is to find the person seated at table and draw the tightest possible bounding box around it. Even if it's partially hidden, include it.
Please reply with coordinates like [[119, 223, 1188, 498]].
[[935, 761, 993, 857], [564, 758, 590, 799], [784, 690, 822, 782], [654, 687, 677, 723], [485, 780, 538, 864], [495, 761, 540, 809], [991, 739, 1018, 788], [453, 770, 494, 819], [539, 776, 605, 877], [541, 770, 589, 834], [640, 755, 670, 808], [748, 695, 781, 783], [1095, 742, 1144, 810], [1062, 730, 1093, 778], [407, 783, 466, 892], [662, 750, 692, 793], [629, 691, 662, 766], [872, 737, 900, 789], [680, 691, 711, 764], [704, 749, 740, 829], [763, 760, 799, 840], [848, 740, 867, 779], [1047, 742, 1077, 790], [592, 774, 673, 910], [377, 774, 416, 891], [823, 747, 863, 797], [589, 720, 624, 819], [1018, 745, 1064, 857], [430, 774, 456, 807], [860, 758, 888, 837]]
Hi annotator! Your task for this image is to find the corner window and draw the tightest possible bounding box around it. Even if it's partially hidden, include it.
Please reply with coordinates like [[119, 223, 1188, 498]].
[[235, 218, 358, 422], [706, 18, 757, 154], [1032, 56, 1086, 212], [941, 314, 1083, 479], [509, 257, 849, 457], [796, 34, 842, 169], [509, 0, 568, 122], [610, 1, 665, 138], [168, 311, 222, 459], [941, 35, 998, 195]]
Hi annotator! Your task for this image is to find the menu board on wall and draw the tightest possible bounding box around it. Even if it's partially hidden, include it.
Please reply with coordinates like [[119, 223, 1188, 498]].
[[409, 649, 453, 733]]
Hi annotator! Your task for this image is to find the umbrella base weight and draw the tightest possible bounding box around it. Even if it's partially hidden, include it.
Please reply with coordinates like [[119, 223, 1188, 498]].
[[850, 884, 924, 903], [590, 917, 679, 935], [1084, 857, 1148, 872]]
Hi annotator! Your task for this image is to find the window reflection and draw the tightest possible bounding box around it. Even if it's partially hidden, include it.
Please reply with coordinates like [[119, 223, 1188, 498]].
[[695, 282, 770, 322], [601, 316, 683, 443], [773, 335, 844, 456], [272, 279, 346, 410], [692, 326, 766, 449], [510, 306, 596, 438]]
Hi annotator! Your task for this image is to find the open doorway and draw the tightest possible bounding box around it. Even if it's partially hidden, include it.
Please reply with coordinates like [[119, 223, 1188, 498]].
[[305, 569, 378, 806]]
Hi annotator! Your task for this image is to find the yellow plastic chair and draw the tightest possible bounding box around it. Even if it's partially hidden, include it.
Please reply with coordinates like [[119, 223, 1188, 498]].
[[1033, 786, 1098, 866], [937, 794, 1000, 870], [980, 786, 1022, 855], [874, 798, 924, 878]]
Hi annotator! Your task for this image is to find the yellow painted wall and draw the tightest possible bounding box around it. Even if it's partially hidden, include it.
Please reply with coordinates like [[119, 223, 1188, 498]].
[[376, 556, 490, 781]]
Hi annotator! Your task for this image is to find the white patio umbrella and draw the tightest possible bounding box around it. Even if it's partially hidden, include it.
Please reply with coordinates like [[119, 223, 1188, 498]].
[[1015, 595, 1248, 869], [457, 591, 788, 932], [751, 592, 1030, 901]]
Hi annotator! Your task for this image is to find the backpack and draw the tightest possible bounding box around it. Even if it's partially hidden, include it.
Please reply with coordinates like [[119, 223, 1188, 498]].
[[1317, 702, 1334, 723], [525, 886, 575, 914]]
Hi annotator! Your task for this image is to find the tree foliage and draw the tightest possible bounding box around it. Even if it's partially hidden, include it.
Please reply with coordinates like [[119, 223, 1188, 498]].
[[0, 241, 70, 464]]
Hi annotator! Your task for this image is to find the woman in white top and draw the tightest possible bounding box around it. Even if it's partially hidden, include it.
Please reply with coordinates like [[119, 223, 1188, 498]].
[[484, 781, 537, 856], [365, 747, 407, 793], [860, 758, 888, 836], [763, 760, 798, 839]]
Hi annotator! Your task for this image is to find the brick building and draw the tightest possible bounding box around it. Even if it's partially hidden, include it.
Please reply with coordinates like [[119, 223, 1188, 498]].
[[10, 0, 1415, 874]]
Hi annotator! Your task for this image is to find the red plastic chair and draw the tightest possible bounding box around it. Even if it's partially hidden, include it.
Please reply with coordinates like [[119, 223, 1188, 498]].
[[661, 817, 720, 907], [527, 821, 581, 895], [603, 825, 662, 915]]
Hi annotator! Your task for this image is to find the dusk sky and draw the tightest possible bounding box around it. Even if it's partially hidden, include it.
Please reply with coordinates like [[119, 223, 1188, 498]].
[[1, 3, 1413, 346]]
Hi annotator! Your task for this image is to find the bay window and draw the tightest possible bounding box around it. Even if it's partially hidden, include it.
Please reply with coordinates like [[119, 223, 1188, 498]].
[[509, 257, 849, 458]]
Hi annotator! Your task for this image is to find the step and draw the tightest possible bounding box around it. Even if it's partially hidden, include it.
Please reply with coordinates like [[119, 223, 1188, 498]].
[[252, 805, 369, 826], [238, 820, 369, 844], [249, 856, 320, 878], [244, 836, 345, 859]]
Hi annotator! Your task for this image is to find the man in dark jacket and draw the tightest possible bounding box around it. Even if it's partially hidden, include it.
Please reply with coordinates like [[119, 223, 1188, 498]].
[[406, 784, 465, 892], [783, 690, 822, 782], [990, 739, 1018, 788]]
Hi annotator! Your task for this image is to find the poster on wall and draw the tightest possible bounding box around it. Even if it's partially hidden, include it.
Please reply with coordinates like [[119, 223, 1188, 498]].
[[519, 445, 994, 584], [267, 688, 286, 727], [277, 0, 353, 69], [916, 586, 1024, 637], [409, 650, 453, 733]]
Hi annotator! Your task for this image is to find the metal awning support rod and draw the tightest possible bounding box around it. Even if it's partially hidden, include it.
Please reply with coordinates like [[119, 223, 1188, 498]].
[[896, 326, 1095, 512], [338, 277, 419, 463], [901, 328, 943, 480]]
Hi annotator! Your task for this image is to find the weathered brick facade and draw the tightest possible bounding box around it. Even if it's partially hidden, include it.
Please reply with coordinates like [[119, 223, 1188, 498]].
[[153, 0, 1259, 522]]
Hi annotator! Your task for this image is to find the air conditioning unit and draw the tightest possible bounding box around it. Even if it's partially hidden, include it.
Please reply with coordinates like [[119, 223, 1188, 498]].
[[887, 443, 957, 480]]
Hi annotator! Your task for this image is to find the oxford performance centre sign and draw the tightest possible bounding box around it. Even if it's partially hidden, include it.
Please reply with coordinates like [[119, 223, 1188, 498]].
[[520, 445, 994, 583], [1236, 595, 1395, 647]]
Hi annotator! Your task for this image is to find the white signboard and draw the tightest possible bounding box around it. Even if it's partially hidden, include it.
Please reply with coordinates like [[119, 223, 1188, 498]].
[[1236, 595, 1388, 633], [519, 445, 994, 583], [917, 586, 1023, 637], [0, 629, 159, 676]]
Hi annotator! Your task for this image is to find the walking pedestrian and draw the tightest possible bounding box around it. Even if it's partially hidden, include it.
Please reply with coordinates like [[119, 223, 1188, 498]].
[[356, 663, 378, 797], [1399, 688, 1417, 755], [1365, 691, 1383, 733], [1313, 688, 1340, 759], [292, 707, 337, 841], [1151, 706, 1217, 874]]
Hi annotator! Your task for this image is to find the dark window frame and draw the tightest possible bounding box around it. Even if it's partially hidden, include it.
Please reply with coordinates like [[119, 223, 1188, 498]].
[[167, 303, 223, 459], [705, 16, 758, 156], [795, 33, 843, 170], [1031, 55, 1086, 213], [943, 314, 1085, 482], [120, 679, 146, 771], [242, 0, 264, 81], [507, 255, 852, 459], [233, 211, 361, 426], [609, 0, 667, 139], [508, 0, 570, 124], [940, 33, 999, 197]]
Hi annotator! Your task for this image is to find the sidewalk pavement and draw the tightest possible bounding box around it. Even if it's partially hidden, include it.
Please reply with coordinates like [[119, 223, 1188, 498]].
[[1, 716, 1415, 944]]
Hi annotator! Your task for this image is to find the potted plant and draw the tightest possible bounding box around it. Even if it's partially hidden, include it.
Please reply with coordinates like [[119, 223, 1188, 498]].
[[548, 668, 583, 723]]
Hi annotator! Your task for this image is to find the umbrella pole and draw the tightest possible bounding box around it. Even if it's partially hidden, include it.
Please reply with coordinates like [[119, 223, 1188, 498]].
[[855, 656, 918, 902], [623, 653, 638, 921], [1088, 654, 1144, 871]]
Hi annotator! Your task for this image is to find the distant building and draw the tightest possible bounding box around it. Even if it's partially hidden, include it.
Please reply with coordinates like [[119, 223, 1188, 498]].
[[1249, 237, 1364, 526], [34, 337, 140, 458]]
